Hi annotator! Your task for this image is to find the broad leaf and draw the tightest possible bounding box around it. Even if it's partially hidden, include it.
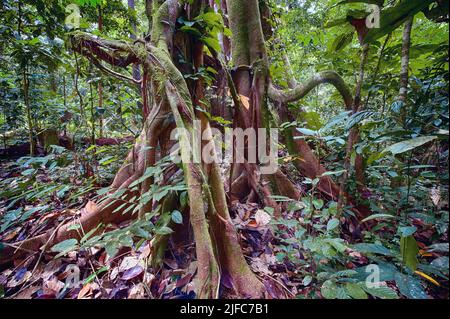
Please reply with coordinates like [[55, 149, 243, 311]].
[[400, 235, 419, 271], [384, 136, 437, 155]]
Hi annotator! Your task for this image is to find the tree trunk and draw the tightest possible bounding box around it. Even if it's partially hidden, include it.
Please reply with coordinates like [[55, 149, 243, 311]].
[[22, 66, 36, 157], [98, 5, 104, 138], [399, 16, 414, 123]]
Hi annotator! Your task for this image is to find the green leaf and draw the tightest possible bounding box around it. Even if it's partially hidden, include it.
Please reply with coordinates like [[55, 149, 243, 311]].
[[336, 286, 351, 299], [332, 270, 357, 278], [154, 226, 173, 235], [321, 280, 338, 299], [51, 239, 78, 256], [398, 226, 417, 237], [426, 243, 449, 253], [67, 224, 82, 231], [320, 170, 346, 177], [171, 210, 183, 224], [400, 235, 419, 272], [302, 275, 313, 286], [296, 128, 318, 136], [384, 136, 437, 155], [353, 243, 393, 256], [105, 241, 119, 257], [74, 0, 103, 6], [345, 283, 368, 299], [119, 235, 134, 247], [395, 272, 429, 299], [362, 285, 399, 299], [353, 262, 398, 282], [133, 227, 151, 239], [180, 26, 203, 38], [331, 31, 354, 52], [201, 36, 221, 53], [313, 199, 324, 210], [361, 213, 396, 223], [431, 256, 449, 272], [327, 218, 340, 232], [345, 111, 376, 130], [21, 168, 36, 176], [84, 266, 108, 285]]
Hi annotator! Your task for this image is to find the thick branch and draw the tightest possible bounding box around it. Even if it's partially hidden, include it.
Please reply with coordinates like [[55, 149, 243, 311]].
[[82, 48, 141, 84], [268, 71, 353, 110], [71, 33, 140, 67]]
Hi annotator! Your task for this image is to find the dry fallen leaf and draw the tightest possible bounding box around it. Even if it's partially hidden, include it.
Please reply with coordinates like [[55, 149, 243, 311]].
[[15, 284, 40, 299], [239, 94, 250, 110], [254, 209, 271, 227], [7, 268, 32, 288], [110, 267, 119, 281], [128, 283, 145, 299], [121, 266, 144, 281], [250, 258, 271, 275], [430, 186, 441, 206], [77, 283, 92, 299], [119, 256, 140, 272], [139, 244, 151, 260], [43, 276, 65, 295]]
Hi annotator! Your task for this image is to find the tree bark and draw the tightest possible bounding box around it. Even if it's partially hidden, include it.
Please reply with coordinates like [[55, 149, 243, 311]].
[[399, 16, 414, 123]]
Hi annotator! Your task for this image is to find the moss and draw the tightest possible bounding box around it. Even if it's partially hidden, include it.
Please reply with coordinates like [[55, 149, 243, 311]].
[[226, 0, 251, 66]]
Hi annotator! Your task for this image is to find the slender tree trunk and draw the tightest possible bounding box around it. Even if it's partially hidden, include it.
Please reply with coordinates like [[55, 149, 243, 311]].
[[337, 43, 369, 213], [399, 16, 414, 124], [89, 82, 96, 146], [22, 66, 36, 156], [98, 5, 104, 138]]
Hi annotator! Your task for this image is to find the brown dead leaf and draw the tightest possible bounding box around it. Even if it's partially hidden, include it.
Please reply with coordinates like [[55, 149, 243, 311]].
[[176, 273, 192, 289], [77, 283, 92, 299], [128, 283, 145, 299], [119, 256, 140, 272], [250, 258, 272, 275], [42, 259, 62, 281], [7, 270, 32, 288], [182, 281, 195, 294], [430, 186, 441, 206], [164, 259, 178, 269], [254, 209, 271, 227], [3, 228, 21, 241], [239, 94, 250, 110], [164, 281, 177, 294], [110, 267, 119, 281], [15, 284, 40, 299], [187, 261, 198, 275], [121, 266, 144, 281], [43, 277, 65, 295], [144, 272, 155, 286], [139, 244, 151, 260]]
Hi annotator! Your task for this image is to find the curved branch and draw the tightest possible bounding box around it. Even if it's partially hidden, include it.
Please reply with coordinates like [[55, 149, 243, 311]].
[[82, 49, 141, 84], [71, 33, 140, 67], [268, 71, 353, 110]]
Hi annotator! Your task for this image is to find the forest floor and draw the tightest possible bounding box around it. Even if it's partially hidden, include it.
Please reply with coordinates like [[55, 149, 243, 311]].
[[0, 148, 448, 299]]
